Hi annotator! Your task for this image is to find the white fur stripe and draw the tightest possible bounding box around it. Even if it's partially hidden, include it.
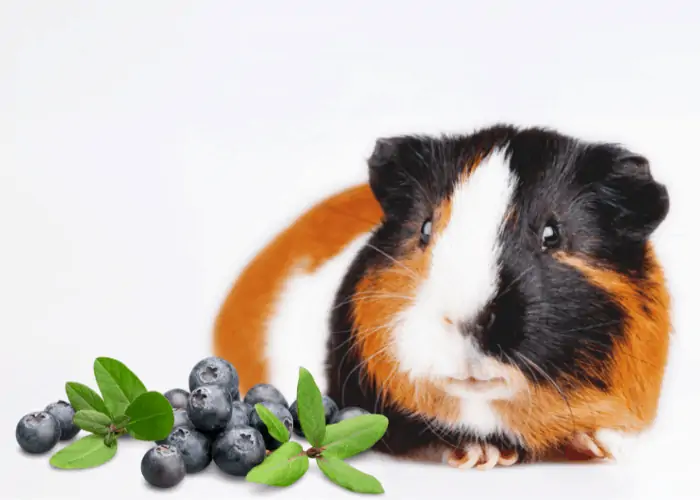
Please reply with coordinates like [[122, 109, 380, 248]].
[[393, 148, 518, 436]]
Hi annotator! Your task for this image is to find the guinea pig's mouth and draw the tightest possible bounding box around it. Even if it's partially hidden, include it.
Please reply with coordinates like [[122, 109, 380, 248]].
[[446, 375, 507, 392]]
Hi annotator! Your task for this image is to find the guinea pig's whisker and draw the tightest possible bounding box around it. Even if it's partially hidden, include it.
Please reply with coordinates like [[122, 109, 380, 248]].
[[496, 265, 535, 300], [330, 292, 414, 312], [327, 316, 397, 337], [340, 340, 397, 405], [378, 267, 421, 283], [329, 323, 385, 353], [349, 290, 414, 299], [417, 414, 454, 449], [498, 346, 534, 420], [514, 352, 577, 433], [373, 364, 399, 415], [551, 319, 622, 336], [332, 321, 398, 374], [364, 243, 420, 280], [335, 331, 380, 377]]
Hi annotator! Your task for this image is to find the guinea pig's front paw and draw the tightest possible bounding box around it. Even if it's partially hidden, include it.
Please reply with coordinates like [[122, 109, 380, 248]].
[[443, 443, 519, 471]]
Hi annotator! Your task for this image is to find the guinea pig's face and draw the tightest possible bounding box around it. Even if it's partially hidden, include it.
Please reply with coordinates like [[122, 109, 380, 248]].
[[360, 126, 669, 408]]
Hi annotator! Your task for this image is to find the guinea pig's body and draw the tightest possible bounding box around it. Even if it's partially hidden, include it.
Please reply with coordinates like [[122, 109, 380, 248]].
[[215, 125, 671, 468]]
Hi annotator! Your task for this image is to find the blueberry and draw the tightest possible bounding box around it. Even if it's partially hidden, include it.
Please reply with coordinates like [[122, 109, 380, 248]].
[[163, 426, 211, 473], [164, 389, 190, 410], [16, 412, 61, 454], [187, 385, 232, 433], [224, 401, 252, 431], [141, 445, 186, 489], [289, 402, 304, 437], [156, 409, 194, 445], [331, 406, 370, 424], [250, 401, 293, 451], [188, 357, 239, 399], [173, 408, 193, 429], [290, 395, 338, 437], [243, 383, 288, 409], [213, 426, 266, 476], [322, 396, 340, 422], [44, 400, 80, 441]]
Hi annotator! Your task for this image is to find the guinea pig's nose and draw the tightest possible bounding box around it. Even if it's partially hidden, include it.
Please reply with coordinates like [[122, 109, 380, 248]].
[[476, 308, 496, 332], [460, 307, 496, 340]]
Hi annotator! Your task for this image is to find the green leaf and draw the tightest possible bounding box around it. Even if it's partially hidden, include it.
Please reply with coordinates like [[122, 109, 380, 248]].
[[93, 357, 147, 418], [49, 434, 118, 470], [322, 414, 388, 459], [254, 403, 290, 443], [296, 367, 326, 447], [112, 415, 130, 429], [73, 410, 112, 435], [317, 456, 384, 494], [246, 441, 308, 487], [65, 382, 109, 416], [124, 391, 174, 441]]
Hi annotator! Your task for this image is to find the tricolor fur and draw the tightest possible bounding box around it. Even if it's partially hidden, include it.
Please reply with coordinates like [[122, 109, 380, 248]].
[[214, 125, 671, 462]]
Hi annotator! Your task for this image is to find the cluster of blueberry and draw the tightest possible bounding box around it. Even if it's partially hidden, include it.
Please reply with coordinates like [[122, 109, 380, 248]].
[[15, 356, 370, 489], [16, 401, 80, 454], [143, 356, 369, 489]]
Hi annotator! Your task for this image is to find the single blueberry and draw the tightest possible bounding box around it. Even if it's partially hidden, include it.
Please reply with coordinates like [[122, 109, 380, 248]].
[[156, 409, 194, 445], [243, 383, 288, 409], [141, 445, 186, 489], [213, 426, 266, 476], [164, 389, 190, 410], [187, 385, 232, 433], [164, 426, 211, 473], [173, 408, 193, 429], [249, 401, 293, 451], [224, 401, 252, 431], [44, 400, 80, 441], [16, 412, 61, 454], [290, 395, 339, 437], [188, 357, 240, 399], [289, 401, 303, 437], [322, 396, 340, 422], [331, 406, 370, 424]]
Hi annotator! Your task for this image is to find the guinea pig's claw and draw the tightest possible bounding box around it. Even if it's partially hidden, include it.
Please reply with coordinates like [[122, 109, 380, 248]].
[[566, 432, 613, 460], [444, 444, 519, 470]]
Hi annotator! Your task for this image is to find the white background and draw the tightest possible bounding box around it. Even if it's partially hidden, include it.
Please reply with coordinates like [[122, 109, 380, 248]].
[[2, 1, 699, 499]]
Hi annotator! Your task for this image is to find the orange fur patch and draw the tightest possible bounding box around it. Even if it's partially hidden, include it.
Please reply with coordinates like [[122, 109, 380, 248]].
[[213, 184, 383, 393], [494, 245, 671, 456]]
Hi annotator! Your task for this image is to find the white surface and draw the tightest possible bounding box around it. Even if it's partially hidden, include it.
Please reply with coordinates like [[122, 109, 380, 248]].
[[1, 1, 698, 499]]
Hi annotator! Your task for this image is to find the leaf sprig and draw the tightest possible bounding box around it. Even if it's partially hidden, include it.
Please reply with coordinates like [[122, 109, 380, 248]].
[[246, 367, 388, 494], [50, 357, 174, 470]]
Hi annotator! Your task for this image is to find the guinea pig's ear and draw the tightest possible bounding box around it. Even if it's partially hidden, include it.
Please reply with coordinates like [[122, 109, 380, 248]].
[[598, 154, 670, 241], [367, 136, 406, 212]]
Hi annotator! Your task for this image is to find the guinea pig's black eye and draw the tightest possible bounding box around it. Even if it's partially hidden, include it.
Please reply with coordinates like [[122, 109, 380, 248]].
[[541, 222, 561, 251], [419, 218, 433, 246]]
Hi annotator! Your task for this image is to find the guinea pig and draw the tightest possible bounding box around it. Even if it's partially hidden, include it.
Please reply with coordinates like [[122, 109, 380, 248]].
[[214, 124, 671, 469]]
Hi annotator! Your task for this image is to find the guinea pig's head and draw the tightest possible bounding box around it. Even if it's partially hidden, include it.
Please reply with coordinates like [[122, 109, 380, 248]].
[[352, 125, 671, 440]]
